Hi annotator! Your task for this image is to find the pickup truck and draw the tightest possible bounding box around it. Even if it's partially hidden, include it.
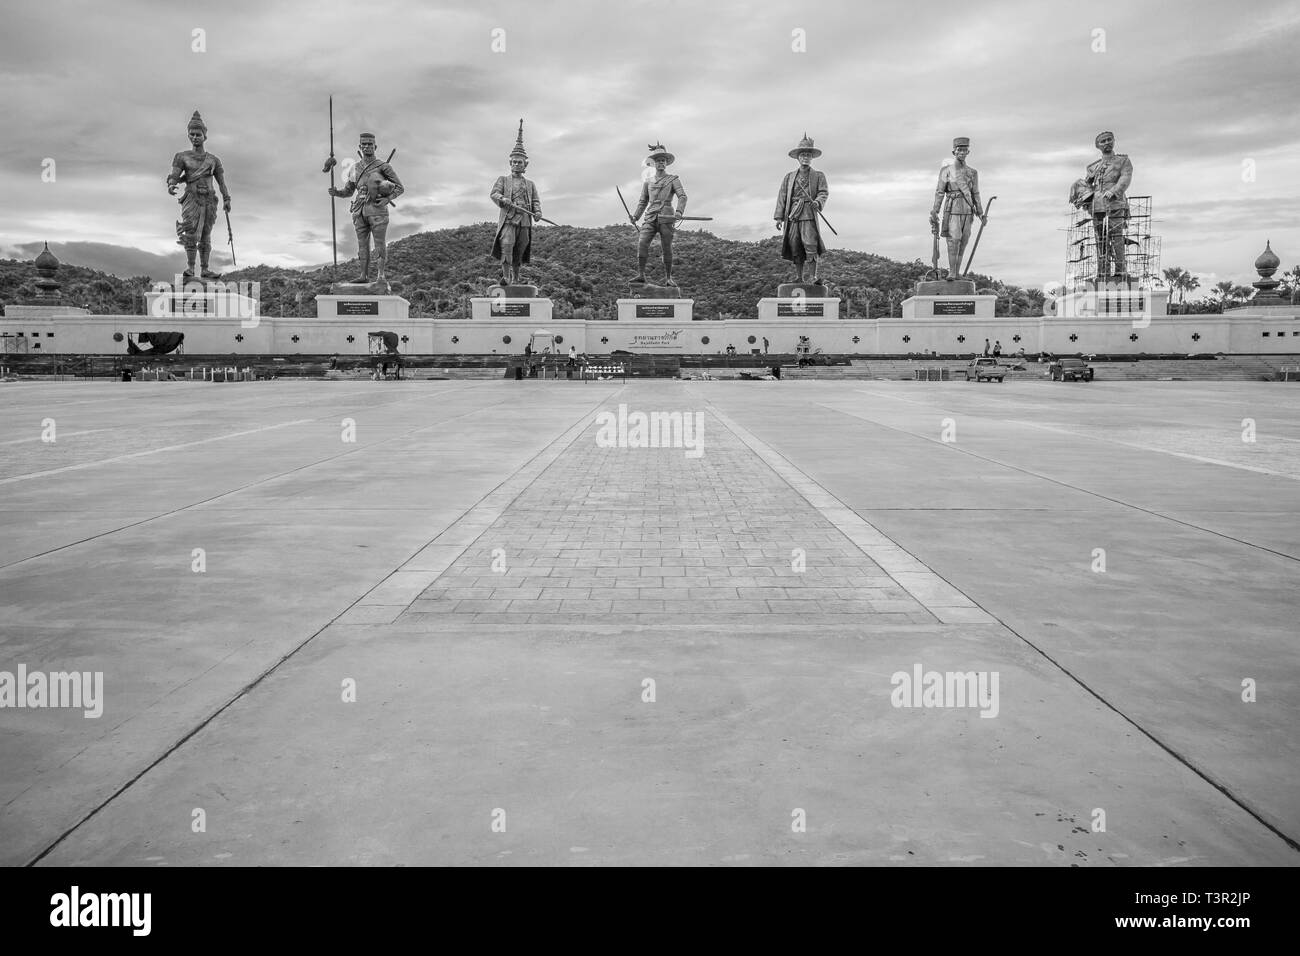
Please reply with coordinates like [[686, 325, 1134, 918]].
[[964, 357, 1005, 382]]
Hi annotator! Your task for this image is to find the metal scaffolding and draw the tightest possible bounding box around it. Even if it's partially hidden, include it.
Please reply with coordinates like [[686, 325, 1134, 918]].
[[1064, 195, 1161, 292]]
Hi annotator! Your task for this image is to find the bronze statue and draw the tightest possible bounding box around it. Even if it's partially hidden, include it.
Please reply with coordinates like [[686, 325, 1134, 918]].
[[166, 111, 232, 280], [929, 137, 986, 280], [328, 132, 404, 285], [630, 143, 688, 285], [1074, 131, 1133, 279], [490, 120, 542, 286], [775, 134, 829, 284]]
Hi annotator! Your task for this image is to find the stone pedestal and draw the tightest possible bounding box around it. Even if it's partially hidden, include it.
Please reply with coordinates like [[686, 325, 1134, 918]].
[[469, 297, 554, 321], [315, 295, 411, 319], [757, 297, 841, 320], [776, 282, 830, 298], [329, 280, 390, 296], [901, 293, 997, 319], [616, 298, 693, 322], [489, 284, 540, 298], [914, 279, 977, 296], [4, 303, 91, 318], [145, 286, 259, 320]]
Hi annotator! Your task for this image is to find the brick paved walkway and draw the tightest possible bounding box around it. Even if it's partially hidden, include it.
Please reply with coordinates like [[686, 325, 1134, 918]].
[[402, 395, 937, 627]]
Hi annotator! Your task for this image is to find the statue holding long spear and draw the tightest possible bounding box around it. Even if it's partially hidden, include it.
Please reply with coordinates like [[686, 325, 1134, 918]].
[[320, 96, 339, 275], [327, 127, 403, 287]]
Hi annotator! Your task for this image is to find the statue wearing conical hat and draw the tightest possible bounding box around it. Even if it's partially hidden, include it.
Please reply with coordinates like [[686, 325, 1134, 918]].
[[329, 131, 404, 286], [774, 134, 829, 284], [630, 143, 688, 285], [166, 111, 232, 280], [490, 119, 542, 286], [1072, 130, 1133, 279], [929, 137, 986, 280]]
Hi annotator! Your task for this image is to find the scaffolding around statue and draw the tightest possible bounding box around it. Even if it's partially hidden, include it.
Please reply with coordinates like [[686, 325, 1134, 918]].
[[1063, 194, 1162, 293]]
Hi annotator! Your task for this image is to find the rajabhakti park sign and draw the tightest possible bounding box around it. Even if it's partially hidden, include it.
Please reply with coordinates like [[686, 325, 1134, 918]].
[[629, 329, 688, 350]]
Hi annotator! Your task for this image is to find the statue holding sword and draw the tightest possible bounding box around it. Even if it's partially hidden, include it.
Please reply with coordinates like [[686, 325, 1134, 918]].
[[774, 134, 833, 286], [490, 119, 547, 287], [166, 110, 233, 281], [626, 143, 689, 287]]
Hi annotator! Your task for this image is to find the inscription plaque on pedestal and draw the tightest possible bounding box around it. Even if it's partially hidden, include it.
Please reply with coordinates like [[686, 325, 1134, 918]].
[[636, 304, 676, 319], [490, 302, 532, 317], [933, 300, 976, 316], [338, 300, 381, 316], [777, 302, 825, 317]]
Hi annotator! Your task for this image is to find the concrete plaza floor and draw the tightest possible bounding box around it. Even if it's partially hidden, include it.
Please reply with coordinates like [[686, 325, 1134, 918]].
[[1, 378, 1297, 866]]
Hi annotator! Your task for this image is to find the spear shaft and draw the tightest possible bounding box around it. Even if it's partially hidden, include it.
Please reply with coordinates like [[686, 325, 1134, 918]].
[[327, 96, 337, 271]]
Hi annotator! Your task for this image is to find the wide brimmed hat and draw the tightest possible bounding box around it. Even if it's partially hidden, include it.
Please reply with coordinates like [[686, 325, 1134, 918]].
[[788, 133, 822, 159], [645, 142, 675, 166]]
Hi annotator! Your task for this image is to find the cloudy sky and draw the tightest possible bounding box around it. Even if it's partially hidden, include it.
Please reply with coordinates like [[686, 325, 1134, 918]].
[[2, 0, 1297, 291]]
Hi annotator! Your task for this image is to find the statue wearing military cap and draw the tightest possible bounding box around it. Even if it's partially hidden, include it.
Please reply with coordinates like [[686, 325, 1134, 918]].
[[929, 136, 986, 280], [1072, 130, 1133, 279], [166, 110, 232, 280], [329, 131, 404, 286], [774, 133, 830, 285]]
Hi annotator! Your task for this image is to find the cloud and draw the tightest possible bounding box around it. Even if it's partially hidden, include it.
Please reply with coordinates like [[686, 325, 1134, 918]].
[[1, 0, 1297, 288], [0, 241, 184, 281]]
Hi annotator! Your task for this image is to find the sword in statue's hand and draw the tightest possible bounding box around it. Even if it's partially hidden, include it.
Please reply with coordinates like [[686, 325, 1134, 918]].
[[498, 197, 561, 227], [616, 186, 638, 229]]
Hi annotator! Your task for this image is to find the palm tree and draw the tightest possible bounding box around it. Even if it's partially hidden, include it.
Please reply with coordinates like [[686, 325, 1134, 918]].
[[1213, 280, 1235, 311], [1288, 265, 1300, 305], [1183, 274, 1200, 308], [1163, 266, 1186, 312]]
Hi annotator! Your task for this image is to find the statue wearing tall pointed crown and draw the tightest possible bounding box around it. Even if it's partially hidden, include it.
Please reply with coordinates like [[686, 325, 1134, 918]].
[[166, 110, 232, 280], [490, 119, 542, 287]]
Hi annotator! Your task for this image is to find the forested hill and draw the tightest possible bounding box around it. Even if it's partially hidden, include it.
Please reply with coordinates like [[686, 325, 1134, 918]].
[[2, 223, 1046, 318]]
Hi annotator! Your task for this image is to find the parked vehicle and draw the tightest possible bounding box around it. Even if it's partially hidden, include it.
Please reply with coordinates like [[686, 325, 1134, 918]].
[[1049, 357, 1095, 381], [964, 357, 1005, 382]]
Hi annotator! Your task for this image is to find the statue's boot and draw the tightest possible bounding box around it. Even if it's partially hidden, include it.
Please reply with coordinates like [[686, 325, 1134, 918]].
[[200, 250, 221, 281], [350, 251, 371, 285], [183, 248, 197, 279]]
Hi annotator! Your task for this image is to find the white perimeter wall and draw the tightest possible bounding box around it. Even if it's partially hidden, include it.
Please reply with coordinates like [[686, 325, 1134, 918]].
[[3, 309, 1298, 356]]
